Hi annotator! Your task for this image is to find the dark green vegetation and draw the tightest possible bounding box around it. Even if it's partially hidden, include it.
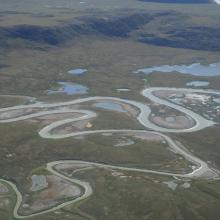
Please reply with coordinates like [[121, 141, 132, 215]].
[[1, 10, 220, 52], [0, 96, 31, 108], [0, 182, 17, 220], [138, 25, 220, 51], [77, 171, 220, 220], [0, 110, 190, 189], [24, 169, 220, 220], [1, 0, 220, 220], [176, 126, 220, 169]]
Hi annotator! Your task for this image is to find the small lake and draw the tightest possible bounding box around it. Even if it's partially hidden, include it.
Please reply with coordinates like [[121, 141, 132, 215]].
[[116, 88, 131, 92], [213, 98, 220, 104], [30, 175, 48, 192], [94, 102, 126, 112], [67, 68, 88, 75], [48, 82, 88, 95], [134, 62, 220, 76], [186, 81, 210, 87]]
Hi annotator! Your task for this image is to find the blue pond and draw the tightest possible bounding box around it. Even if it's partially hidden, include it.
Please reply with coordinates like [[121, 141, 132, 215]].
[[67, 68, 87, 75], [94, 102, 126, 112], [48, 82, 88, 95], [213, 98, 220, 104], [134, 62, 220, 76], [186, 81, 210, 87]]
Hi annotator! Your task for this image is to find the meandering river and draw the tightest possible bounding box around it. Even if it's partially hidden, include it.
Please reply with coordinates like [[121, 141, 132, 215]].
[[0, 87, 220, 218]]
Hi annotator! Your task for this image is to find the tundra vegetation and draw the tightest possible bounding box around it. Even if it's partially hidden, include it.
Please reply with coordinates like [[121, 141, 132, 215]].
[[0, 0, 220, 220]]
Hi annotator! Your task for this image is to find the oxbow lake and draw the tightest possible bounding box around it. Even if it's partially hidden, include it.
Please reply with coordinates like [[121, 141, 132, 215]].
[[48, 82, 88, 95], [67, 69, 88, 75], [186, 81, 210, 87], [94, 102, 126, 112]]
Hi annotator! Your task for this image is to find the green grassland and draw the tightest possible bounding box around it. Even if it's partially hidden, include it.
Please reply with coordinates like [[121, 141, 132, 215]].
[[174, 126, 220, 170], [0, 108, 192, 188], [11, 169, 220, 220], [0, 181, 17, 220], [1, 1, 220, 220], [1, 37, 220, 101]]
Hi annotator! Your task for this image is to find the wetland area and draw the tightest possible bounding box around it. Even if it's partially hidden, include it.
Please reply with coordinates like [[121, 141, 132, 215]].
[[1, 1, 220, 220]]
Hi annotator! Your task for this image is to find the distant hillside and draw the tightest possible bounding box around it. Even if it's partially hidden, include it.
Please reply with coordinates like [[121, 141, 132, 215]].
[[1, 11, 220, 52]]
